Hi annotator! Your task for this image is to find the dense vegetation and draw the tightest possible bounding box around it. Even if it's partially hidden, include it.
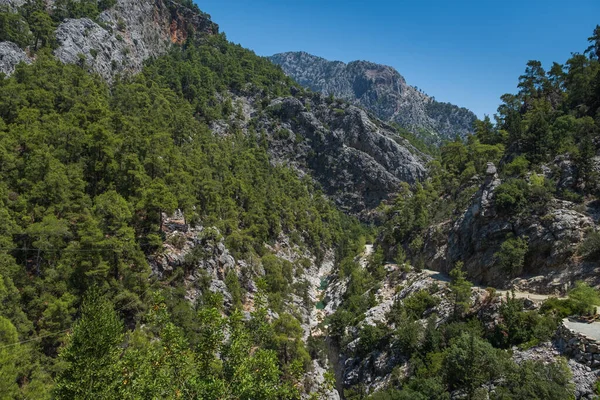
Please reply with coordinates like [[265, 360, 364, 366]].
[[377, 25, 600, 275], [2, 0, 600, 398], [325, 25, 600, 399], [329, 260, 589, 399], [0, 2, 366, 397]]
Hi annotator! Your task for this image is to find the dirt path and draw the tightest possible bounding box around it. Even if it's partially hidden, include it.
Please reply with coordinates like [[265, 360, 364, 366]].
[[421, 267, 600, 349], [563, 318, 600, 341], [422, 269, 564, 303]]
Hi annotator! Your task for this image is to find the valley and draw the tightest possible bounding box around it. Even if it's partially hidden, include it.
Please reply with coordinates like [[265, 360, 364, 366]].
[[0, 0, 599, 399]]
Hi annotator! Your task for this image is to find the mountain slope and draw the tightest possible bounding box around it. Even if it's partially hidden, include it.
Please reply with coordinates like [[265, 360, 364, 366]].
[[0, 0, 427, 218], [326, 30, 600, 398], [270, 51, 477, 144], [1, 1, 597, 399], [0, 0, 425, 397]]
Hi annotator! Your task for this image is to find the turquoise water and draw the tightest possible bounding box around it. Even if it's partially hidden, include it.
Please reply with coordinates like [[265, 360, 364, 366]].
[[315, 276, 329, 310], [319, 277, 328, 291]]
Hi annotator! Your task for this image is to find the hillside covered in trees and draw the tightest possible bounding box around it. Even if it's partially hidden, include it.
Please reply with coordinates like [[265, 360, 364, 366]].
[[1, 0, 600, 399], [0, 0, 369, 397], [327, 25, 600, 399]]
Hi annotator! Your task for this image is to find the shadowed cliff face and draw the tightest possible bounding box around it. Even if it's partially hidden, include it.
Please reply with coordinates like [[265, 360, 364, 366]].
[[270, 51, 477, 145], [416, 164, 600, 292], [262, 95, 429, 216], [214, 92, 429, 219]]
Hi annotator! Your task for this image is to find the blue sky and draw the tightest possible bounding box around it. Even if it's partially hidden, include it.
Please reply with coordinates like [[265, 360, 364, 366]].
[[198, 0, 600, 119]]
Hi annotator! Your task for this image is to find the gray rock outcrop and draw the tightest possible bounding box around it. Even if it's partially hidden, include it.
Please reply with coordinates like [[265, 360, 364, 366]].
[[0, 0, 25, 11], [419, 165, 596, 289], [270, 51, 477, 144], [0, 41, 31, 76], [259, 94, 428, 216], [151, 212, 341, 398], [53, 0, 218, 80], [1, 0, 218, 79]]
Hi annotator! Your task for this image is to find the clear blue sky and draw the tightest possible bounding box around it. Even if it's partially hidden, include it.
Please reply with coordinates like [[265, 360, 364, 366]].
[[197, 0, 600, 119]]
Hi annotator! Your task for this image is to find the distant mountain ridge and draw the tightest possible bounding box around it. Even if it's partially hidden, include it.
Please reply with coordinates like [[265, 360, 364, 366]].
[[269, 51, 477, 144]]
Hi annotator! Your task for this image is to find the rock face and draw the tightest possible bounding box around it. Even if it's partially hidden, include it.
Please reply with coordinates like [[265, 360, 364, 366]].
[[150, 212, 341, 398], [0, 0, 217, 79], [0, 0, 25, 11], [417, 163, 598, 290], [211, 91, 428, 218], [149, 214, 240, 307], [257, 93, 429, 216], [269, 52, 477, 144], [0, 41, 31, 75], [54, 0, 217, 80]]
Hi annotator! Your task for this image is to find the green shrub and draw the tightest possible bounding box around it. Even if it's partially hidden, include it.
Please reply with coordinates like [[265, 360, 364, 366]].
[[443, 332, 507, 394], [568, 282, 600, 315], [0, 8, 31, 47], [579, 230, 600, 261], [368, 246, 386, 280], [392, 317, 421, 357], [491, 292, 558, 348], [528, 173, 554, 205], [495, 235, 528, 276], [328, 309, 354, 340], [261, 254, 292, 294], [225, 270, 243, 309], [541, 282, 600, 317], [496, 359, 574, 400], [503, 155, 530, 177], [339, 256, 358, 278], [494, 179, 528, 211], [275, 128, 290, 140], [540, 297, 579, 317], [357, 323, 389, 356], [559, 188, 584, 203], [403, 290, 439, 320], [394, 246, 406, 264], [166, 232, 187, 250]]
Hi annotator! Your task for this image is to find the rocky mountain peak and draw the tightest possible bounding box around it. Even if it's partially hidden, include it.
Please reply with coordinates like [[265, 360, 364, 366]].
[[270, 51, 477, 144]]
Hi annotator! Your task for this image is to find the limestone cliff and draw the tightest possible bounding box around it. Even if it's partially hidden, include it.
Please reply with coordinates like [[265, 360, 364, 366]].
[[270, 51, 477, 144], [54, 0, 217, 80]]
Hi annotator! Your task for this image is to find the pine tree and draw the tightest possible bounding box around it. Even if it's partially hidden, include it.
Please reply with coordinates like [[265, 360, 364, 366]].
[[54, 288, 123, 399]]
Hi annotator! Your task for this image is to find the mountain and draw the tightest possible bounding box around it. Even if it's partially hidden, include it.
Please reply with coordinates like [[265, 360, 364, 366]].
[[270, 51, 478, 144], [1, 0, 600, 399], [0, 0, 218, 79], [0, 1, 427, 218], [0, 0, 425, 397]]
